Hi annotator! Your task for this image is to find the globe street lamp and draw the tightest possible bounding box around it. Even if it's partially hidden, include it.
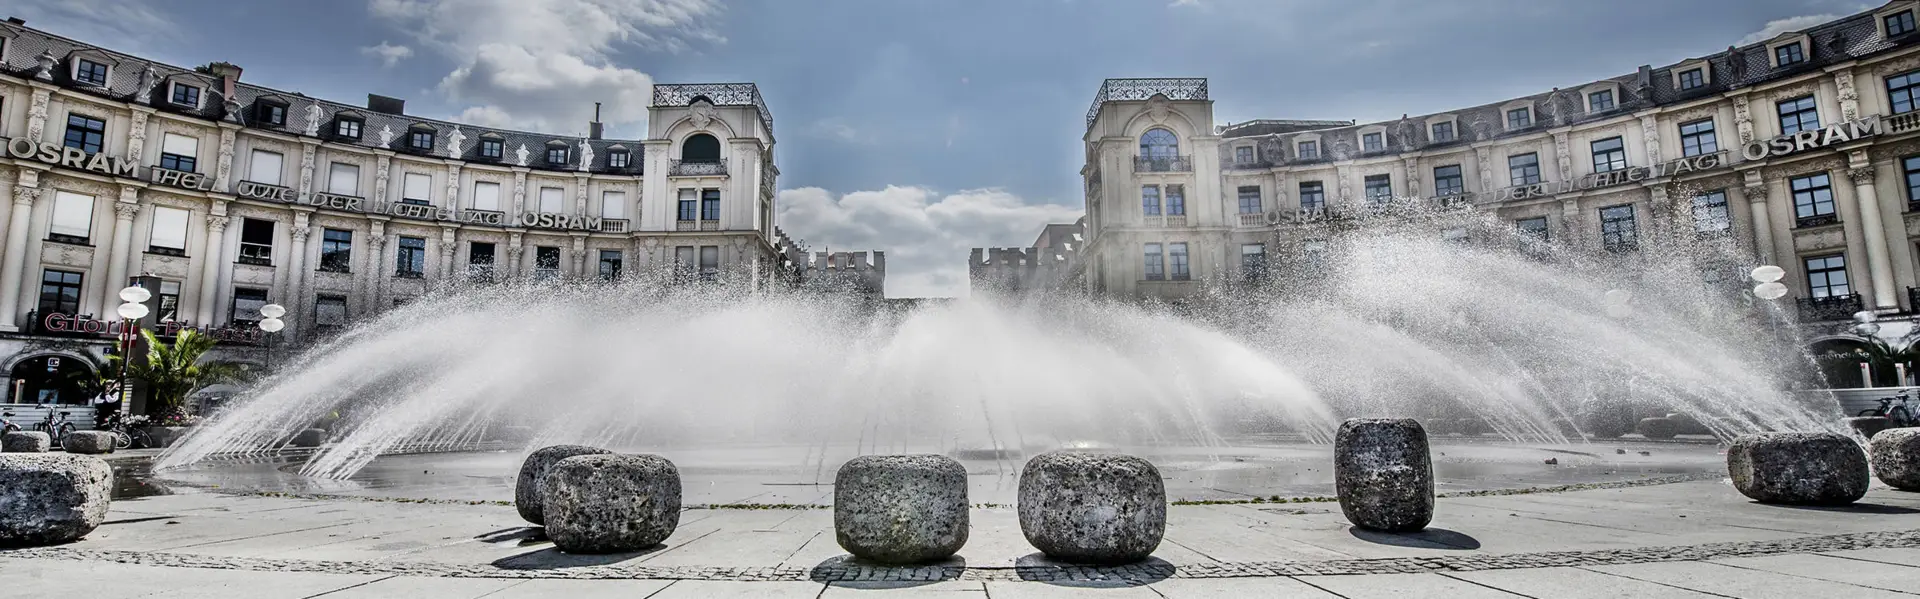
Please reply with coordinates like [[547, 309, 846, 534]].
[[258, 303, 286, 371], [113, 285, 151, 408]]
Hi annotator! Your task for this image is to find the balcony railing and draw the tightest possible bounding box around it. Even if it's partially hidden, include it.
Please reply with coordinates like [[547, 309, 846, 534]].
[[1238, 213, 1267, 227], [1133, 155, 1192, 173], [1229, 160, 1275, 170], [599, 218, 630, 233], [670, 159, 728, 176], [676, 220, 697, 231], [699, 220, 720, 231], [1797, 214, 1838, 228], [1798, 293, 1863, 322], [236, 244, 272, 266], [1163, 214, 1188, 227], [1890, 111, 1920, 134]]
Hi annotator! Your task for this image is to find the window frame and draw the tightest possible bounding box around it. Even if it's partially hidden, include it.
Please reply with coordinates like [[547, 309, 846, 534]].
[[1236, 185, 1262, 215], [1430, 120, 1455, 143], [546, 144, 569, 165], [1143, 243, 1165, 281], [1363, 174, 1393, 204], [1791, 172, 1838, 227], [1164, 184, 1186, 216], [1805, 254, 1850, 298], [1141, 185, 1161, 216], [1506, 107, 1533, 130], [1433, 164, 1465, 197], [1296, 140, 1320, 160], [1777, 95, 1820, 135], [37, 269, 84, 316], [1887, 8, 1918, 37], [407, 128, 435, 151], [1168, 242, 1190, 281], [334, 117, 364, 140], [677, 189, 698, 222], [1509, 152, 1542, 186], [48, 191, 95, 244], [479, 138, 503, 160], [1691, 190, 1732, 236], [169, 82, 202, 108], [1590, 136, 1628, 173], [1679, 118, 1719, 157], [598, 249, 623, 281], [237, 218, 275, 266], [73, 58, 109, 86], [1299, 181, 1325, 211], [1677, 68, 1706, 91], [609, 150, 631, 169], [1889, 69, 1920, 115], [63, 114, 107, 155], [1361, 131, 1385, 153], [158, 132, 199, 172], [1587, 89, 1615, 112], [147, 206, 191, 256], [1774, 41, 1806, 67], [700, 188, 721, 221], [395, 236, 428, 278], [1599, 204, 1639, 252], [319, 228, 353, 273]]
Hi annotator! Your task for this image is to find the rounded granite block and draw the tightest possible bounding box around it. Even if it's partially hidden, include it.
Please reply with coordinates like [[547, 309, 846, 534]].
[[1727, 432, 1869, 505], [542, 453, 682, 554], [834, 454, 969, 564], [1334, 418, 1434, 533], [0, 453, 113, 546], [1869, 427, 1920, 491], [1017, 452, 1165, 564], [514, 444, 614, 525]]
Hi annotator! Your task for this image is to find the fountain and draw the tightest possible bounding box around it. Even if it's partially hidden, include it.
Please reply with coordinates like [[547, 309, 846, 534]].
[[150, 209, 1845, 504]]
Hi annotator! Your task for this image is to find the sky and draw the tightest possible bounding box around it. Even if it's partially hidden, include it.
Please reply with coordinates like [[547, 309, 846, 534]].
[[5, 0, 1879, 297]]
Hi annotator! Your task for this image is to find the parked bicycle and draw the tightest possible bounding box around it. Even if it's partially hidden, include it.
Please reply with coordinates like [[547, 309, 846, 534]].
[[1, 410, 19, 434], [1858, 391, 1919, 428], [99, 411, 152, 450], [32, 409, 76, 443]]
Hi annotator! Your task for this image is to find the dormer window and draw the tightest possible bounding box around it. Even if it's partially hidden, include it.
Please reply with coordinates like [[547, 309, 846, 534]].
[[1506, 107, 1532, 130], [254, 100, 287, 126], [335, 117, 363, 140], [1775, 41, 1805, 67], [1890, 10, 1917, 37], [1234, 145, 1255, 165], [609, 149, 631, 169], [1361, 132, 1384, 153], [1588, 89, 1614, 112], [479, 137, 503, 159], [169, 82, 201, 107], [74, 58, 108, 86], [408, 127, 435, 151], [1430, 121, 1455, 142], [1297, 140, 1320, 159], [1678, 68, 1706, 91], [546, 143, 569, 165]]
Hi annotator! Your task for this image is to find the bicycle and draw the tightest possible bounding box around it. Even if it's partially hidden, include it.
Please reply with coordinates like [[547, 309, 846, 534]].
[[32, 409, 76, 443], [1, 410, 19, 434], [99, 411, 152, 450], [1858, 392, 1918, 427]]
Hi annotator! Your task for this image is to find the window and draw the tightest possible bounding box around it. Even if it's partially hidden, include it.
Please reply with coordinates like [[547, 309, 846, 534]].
[[1805, 254, 1850, 298], [1507, 107, 1532, 129], [609, 150, 630, 169], [468, 243, 496, 280], [314, 296, 348, 335], [319, 229, 352, 273], [74, 59, 108, 86], [408, 128, 434, 151], [148, 206, 189, 256], [683, 134, 722, 163], [1431, 121, 1455, 143], [1165, 184, 1186, 216], [1141, 186, 1161, 216], [155, 281, 180, 323], [547, 145, 569, 164], [1509, 153, 1541, 186], [1599, 205, 1637, 252], [1777, 95, 1819, 134], [1300, 181, 1325, 211], [231, 288, 268, 325], [1791, 173, 1837, 226], [328, 162, 361, 195], [170, 83, 200, 107], [1168, 243, 1190, 280], [1679, 119, 1718, 157], [1364, 174, 1392, 204], [677, 189, 698, 221], [1678, 68, 1705, 91], [249, 150, 284, 186], [1362, 132, 1384, 152], [1588, 89, 1615, 112], [1889, 70, 1920, 114], [1241, 244, 1266, 281], [701, 189, 721, 221], [159, 133, 198, 172], [1591, 137, 1627, 173], [400, 173, 432, 205], [1297, 140, 1319, 159], [1433, 165, 1464, 196], [601, 191, 626, 219], [472, 181, 501, 211], [48, 191, 94, 244], [674, 246, 696, 279], [256, 101, 287, 126], [396, 237, 427, 278], [538, 187, 564, 213], [1775, 42, 1805, 67], [1143, 243, 1164, 281], [37, 270, 83, 315], [238, 218, 274, 265], [598, 250, 623, 281], [1234, 146, 1255, 165], [1237, 186, 1262, 214], [335, 118, 362, 140], [1891, 10, 1917, 37], [698, 246, 720, 281], [1139, 129, 1178, 159], [480, 138, 503, 159], [1516, 216, 1549, 242], [1692, 190, 1731, 236], [63, 114, 106, 154], [1906, 156, 1920, 208]]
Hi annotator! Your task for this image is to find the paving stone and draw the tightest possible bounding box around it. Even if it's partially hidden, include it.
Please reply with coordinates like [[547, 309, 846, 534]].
[[1146, 577, 1340, 597], [648, 580, 825, 597], [1588, 560, 1915, 599], [1711, 553, 1920, 594], [1448, 566, 1720, 598], [1296, 573, 1526, 598], [983, 581, 1163, 598], [1822, 547, 1920, 567], [300, 575, 519, 599], [479, 579, 675, 598]]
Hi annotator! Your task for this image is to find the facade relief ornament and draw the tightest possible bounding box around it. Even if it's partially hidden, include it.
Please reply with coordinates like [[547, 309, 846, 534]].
[[1553, 134, 1573, 182], [214, 128, 237, 189], [1848, 166, 1878, 185], [1146, 95, 1171, 124], [1732, 98, 1754, 145], [114, 203, 139, 220], [26, 89, 51, 142], [1639, 115, 1661, 163], [1835, 70, 1860, 121], [689, 102, 717, 129], [127, 111, 150, 159], [298, 145, 317, 196], [1475, 146, 1495, 196], [13, 186, 42, 206], [291, 226, 312, 242]]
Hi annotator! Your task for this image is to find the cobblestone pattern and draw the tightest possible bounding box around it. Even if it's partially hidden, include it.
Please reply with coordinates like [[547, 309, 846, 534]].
[[4, 528, 1916, 582]]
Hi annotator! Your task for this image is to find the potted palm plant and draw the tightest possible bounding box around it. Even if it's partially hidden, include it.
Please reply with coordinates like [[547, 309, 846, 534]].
[[114, 329, 243, 447]]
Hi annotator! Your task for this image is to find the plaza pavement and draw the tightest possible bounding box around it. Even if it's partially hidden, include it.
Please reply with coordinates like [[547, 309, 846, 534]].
[[3, 474, 1919, 598]]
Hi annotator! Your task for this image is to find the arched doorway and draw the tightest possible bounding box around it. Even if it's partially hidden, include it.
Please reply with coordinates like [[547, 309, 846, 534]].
[[7, 354, 99, 405], [1805, 337, 1901, 389]]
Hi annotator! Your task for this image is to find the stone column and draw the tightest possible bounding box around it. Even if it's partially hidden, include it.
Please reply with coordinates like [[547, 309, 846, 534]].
[[570, 235, 588, 277], [366, 220, 388, 309], [212, 208, 242, 324], [1559, 199, 1582, 249], [1849, 165, 1899, 310], [196, 215, 229, 324], [213, 126, 239, 191], [285, 213, 311, 314], [0, 183, 43, 331], [127, 109, 152, 162], [439, 226, 458, 280], [510, 170, 529, 222], [507, 232, 524, 279], [1733, 184, 1774, 264], [100, 194, 140, 312], [23, 86, 52, 142], [296, 141, 318, 200]]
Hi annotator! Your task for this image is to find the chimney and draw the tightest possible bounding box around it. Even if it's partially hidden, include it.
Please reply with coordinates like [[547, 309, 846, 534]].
[[206, 61, 242, 99], [589, 102, 604, 140], [367, 94, 406, 116], [6, 17, 25, 25], [1636, 65, 1653, 90]]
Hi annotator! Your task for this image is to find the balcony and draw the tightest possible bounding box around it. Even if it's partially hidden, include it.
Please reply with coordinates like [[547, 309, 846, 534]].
[[700, 220, 720, 231], [1890, 111, 1920, 134], [1238, 213, 1267, 227], [599, 218, 630, 233], [1133, 155, 1192, 173], [1797, 214, 1838, 228], [1798, 293, 1863, 322], [236, 244, 272, 266], [676, 220, 697, 232], [1229, 160, 1275, 170], [670, 159, 728, 177], [1163, 214, 1188, 228]]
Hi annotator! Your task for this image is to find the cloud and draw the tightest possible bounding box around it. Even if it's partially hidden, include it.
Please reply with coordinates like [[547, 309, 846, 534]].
[[360, 42, 414, 68], [776, 187, 1083, 298], [1736, 14, 1842, 46], [7, 0, 182, 55], [367, 0, 726, 135], [805, 117, 876, 144]]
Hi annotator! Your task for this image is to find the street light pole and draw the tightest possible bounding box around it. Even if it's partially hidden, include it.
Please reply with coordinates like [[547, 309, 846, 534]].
[[257, 304, 286, 372], [113, 285, 152, 418]]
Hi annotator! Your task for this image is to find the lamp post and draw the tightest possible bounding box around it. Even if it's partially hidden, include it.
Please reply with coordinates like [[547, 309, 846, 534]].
[[257, 303, 285, 371], [114, 285, 152, 408]]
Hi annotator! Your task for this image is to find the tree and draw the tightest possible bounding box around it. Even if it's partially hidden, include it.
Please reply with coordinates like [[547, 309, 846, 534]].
[[116, 329, 244, 422]]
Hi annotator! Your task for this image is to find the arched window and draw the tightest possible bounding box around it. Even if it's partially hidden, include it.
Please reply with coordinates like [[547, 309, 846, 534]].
[[1139, 128, 1179, 159], [7, 354, 97, 405], [682, 133, 721, 163]]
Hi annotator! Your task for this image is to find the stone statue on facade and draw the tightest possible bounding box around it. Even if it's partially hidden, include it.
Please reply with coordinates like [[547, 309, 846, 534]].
[[34, 51, 56, 81]]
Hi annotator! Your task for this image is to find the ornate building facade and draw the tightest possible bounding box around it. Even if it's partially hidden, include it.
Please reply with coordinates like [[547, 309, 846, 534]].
[[1064, 0, 1920, 341], [0, 18, 833, 411]]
